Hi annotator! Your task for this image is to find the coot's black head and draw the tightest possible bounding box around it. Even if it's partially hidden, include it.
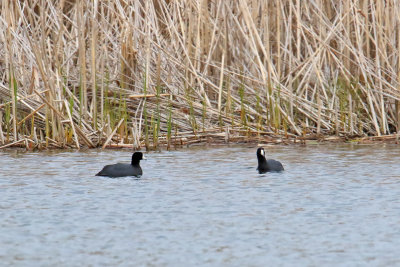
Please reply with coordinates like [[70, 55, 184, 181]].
[[131, 152, 146, 165], [257, 147, 266, 161]]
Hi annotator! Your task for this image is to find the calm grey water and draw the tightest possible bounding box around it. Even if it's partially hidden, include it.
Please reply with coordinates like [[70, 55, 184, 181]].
[[1, 144, 400, 266]]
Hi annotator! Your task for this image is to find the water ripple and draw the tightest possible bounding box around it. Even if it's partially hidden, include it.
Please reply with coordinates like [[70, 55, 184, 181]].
[[0, 144, 400, 266]]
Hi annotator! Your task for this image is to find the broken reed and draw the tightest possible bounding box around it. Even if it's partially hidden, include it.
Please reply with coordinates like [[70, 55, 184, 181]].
[[1, 0, 400, 149]]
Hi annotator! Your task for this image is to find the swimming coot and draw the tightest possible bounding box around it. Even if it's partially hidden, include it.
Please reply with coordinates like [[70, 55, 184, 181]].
[[96, 152, 146, 177], [256, 147, 284, 173]]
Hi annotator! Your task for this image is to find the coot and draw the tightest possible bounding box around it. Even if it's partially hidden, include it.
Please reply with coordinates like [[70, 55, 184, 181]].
[[96, 152, 146, 177], [256, 147, 284, 173]]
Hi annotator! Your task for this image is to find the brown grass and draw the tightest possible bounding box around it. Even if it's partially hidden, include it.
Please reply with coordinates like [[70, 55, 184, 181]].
[[1, 1, 400, 149]]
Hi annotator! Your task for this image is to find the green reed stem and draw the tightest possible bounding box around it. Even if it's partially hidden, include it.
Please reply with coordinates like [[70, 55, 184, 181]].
[[167, 102, 172, 149]]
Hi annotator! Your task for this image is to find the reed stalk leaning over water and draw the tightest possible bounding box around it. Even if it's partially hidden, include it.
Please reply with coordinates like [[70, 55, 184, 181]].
[[1, 0, 400, 150]]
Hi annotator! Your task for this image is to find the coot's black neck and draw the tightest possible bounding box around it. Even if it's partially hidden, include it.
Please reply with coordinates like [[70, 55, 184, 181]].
[[131, 160, 140, 166], [257, 154, 267, 164], [131, 154, 141, 166]]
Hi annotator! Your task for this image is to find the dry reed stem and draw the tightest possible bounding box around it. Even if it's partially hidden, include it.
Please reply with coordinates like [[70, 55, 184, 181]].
[[17, 103, 45, 126], [102, 118, 124, 149], [129, 94, 170, 99], [64, 99, 80, 149]]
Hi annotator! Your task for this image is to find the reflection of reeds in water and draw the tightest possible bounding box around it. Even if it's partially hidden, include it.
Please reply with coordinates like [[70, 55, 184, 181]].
[[1, 1, 400, 149]]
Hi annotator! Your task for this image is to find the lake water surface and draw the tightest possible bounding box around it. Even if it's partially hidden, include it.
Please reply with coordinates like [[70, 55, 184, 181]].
[[1, 144, 400, 266]]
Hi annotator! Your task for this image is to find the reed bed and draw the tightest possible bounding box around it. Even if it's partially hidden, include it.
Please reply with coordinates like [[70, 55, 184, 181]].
[[1, 0, 400, 150]]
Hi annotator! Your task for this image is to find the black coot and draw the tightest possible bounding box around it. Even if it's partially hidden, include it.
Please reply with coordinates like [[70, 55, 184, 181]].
[[96, 152, 146, 177], [256, 147, 284, 173]]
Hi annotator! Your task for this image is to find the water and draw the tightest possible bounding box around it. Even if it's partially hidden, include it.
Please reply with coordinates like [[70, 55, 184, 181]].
[[1, 144, 400, 266]]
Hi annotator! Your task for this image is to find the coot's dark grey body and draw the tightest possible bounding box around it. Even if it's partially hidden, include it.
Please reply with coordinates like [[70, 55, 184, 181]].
[[96, 152, 145, 178], [257, 147, 284, 173]]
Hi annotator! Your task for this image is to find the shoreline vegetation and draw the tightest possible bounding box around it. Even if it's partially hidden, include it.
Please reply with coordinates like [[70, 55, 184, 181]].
[[1, 1, 400, 151]]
